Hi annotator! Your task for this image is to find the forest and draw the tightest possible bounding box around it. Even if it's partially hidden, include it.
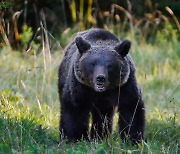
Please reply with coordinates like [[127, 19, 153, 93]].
[[0, 0, 180, 153]]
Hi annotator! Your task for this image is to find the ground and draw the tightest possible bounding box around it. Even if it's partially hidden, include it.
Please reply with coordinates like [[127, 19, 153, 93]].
[[0, 29, 180, 153]]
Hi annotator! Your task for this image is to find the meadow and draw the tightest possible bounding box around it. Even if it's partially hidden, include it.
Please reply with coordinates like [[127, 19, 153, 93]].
[[0, 25, 180, 153]]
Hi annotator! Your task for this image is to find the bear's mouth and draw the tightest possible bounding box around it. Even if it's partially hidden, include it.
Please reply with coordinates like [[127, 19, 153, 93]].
[[94, 83, 106, 92]]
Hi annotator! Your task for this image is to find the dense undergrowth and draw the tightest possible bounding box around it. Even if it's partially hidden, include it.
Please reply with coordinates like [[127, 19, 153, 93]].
[[0, 25, 180, 153]]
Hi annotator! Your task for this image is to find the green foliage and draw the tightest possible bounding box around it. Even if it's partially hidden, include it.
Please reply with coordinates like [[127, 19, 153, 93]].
[[0, 2, 12, 10], [20, 25, 33, 50], [95, 144, 106, 154], [19, 24, 40, 53], [156, 24, 179, 44]]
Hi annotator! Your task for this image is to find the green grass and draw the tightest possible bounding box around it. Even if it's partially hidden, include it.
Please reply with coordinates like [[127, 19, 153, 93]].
[[0, 29, 180, 153]]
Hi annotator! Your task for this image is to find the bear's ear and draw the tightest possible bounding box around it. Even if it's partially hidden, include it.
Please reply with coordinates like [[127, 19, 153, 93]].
[[75, 37, 91, 54], [114, 40, 131, 57]]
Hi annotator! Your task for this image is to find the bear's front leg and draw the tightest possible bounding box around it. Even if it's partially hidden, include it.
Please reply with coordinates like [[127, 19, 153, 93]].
[[60, 107, 90, 141], [118, 76, 145, 144], [119, 102, 145, 144], [91, 102, 115, 139]]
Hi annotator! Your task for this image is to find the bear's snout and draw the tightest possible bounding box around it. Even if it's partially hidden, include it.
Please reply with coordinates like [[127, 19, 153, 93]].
[[96, 74, 106, 83], [93, 74, 109, 92], [92, 66, 109, 92], [95, 74, 107, 92]]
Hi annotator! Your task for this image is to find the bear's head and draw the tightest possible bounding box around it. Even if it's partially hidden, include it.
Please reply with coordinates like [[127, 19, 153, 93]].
[[74, 37, 131, 92]]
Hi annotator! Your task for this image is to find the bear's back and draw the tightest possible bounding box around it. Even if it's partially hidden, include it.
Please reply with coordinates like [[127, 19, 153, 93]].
[[77, 28, 120, 46]]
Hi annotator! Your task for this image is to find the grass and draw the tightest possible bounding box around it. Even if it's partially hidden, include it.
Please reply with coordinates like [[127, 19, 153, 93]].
[[0, 27, 180, 153]]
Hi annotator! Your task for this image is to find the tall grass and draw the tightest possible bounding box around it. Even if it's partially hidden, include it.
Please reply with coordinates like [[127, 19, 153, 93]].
[[0, 23, 180, 152]]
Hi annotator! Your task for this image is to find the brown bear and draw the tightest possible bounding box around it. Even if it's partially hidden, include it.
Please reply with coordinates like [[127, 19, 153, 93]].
[[58, 28, 145, 143]]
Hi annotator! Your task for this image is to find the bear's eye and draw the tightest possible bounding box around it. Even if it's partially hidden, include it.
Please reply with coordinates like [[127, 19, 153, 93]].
[[108, 64, 113, 70], [90, 62, 95, 67]]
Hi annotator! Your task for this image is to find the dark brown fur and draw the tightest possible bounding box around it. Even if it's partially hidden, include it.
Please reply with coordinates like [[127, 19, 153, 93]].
[[58, 28, 145, 143]]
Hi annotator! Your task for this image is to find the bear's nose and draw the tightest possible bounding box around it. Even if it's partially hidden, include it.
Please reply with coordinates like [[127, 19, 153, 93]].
[[96, 75, 106, 83]]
